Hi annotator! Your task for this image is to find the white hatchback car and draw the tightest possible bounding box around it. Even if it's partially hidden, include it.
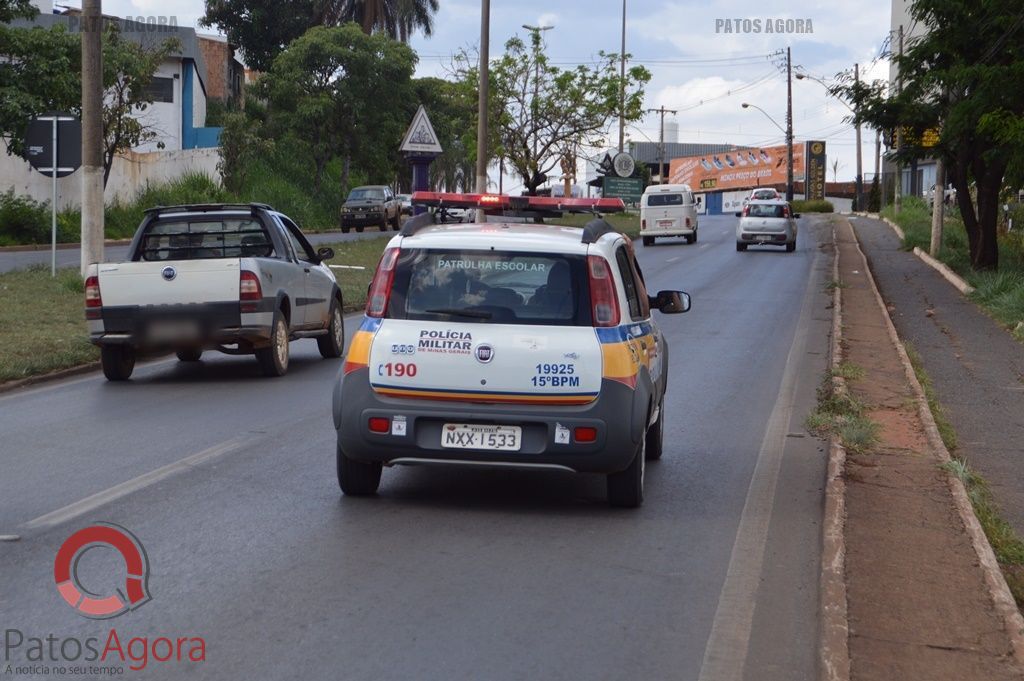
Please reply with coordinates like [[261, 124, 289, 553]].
[[332, 192, 692, 507], [735, 200, 800, 252]]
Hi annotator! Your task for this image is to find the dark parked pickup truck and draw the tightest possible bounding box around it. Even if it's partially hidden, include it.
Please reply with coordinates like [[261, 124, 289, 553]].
[[340, 185, 401, 233]]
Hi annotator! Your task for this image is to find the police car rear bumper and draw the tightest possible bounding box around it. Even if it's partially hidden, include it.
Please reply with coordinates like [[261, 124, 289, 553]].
[[334, 369, 644, 474]]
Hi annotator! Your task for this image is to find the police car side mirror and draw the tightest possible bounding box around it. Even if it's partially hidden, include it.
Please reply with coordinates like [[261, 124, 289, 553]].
[[651, 290, 691, 314], [316, 247, 335, 262]]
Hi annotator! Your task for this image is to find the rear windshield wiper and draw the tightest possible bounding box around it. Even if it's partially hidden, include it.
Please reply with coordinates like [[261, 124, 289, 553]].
[[424, 308, 493, 319]]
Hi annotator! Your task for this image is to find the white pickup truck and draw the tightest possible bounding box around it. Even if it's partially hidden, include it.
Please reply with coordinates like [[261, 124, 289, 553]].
[[85, 203, 345, 381]]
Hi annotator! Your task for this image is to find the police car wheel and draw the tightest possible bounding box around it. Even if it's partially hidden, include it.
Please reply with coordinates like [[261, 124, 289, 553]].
[[256, 313, 290, 377], [317, 301, 345, 359], [336, 441, 382, 496], [645, 399, 665, 461], [607, 437, 645, 508], [176, 349, 202, 362], [101, 345, 135, 381]]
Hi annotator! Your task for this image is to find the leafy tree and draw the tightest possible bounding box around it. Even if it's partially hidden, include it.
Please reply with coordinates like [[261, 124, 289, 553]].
[[836, 0, 1024, 270], [201, 0, 437, 73], [0, 1, 80, 156], [100, 26, 179, 187], [217, 110, 274, 193], [868, 175, 881, 212], [260, 24, 415, 194], [459, 30, 651, 196]]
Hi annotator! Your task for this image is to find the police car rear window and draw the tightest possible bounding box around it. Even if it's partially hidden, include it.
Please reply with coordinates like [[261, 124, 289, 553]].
[[387, 249, 592, 326], [746, 204, 787, 218], [138, 219, 272, 261]]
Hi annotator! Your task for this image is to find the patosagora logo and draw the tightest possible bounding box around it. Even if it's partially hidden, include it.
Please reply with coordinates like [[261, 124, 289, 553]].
[[54, 523, 151, 619]]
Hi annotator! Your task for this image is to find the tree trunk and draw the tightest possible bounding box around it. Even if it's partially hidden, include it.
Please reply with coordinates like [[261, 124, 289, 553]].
[[973, 174, 1001, 270]]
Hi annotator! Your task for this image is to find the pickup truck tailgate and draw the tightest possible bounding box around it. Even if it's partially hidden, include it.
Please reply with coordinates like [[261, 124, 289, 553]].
[[98, 259, 241, 307]]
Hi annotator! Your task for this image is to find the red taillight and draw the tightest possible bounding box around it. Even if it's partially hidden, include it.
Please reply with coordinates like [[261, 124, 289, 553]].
[[742, 205, 750, 217], [574, 426, 598, 443], [366, 248, 400, 318], [783, 205, 791, 218], [85, 276, 102, 308], [240, 270, 262, 312], [368, 417, 390, 433], [587, 255, 620, 328]]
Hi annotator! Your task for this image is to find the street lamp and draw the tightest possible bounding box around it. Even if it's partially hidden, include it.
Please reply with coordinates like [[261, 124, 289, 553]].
[[741, 102, 794, 201], [796, 69, 863, 211]]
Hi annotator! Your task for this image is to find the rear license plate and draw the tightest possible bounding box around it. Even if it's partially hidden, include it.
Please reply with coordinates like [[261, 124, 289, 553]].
[[756, 236, 771, 243], [147, 319, 200, 342], [657, 220, 673, 228], [441, 424, 522, 451]]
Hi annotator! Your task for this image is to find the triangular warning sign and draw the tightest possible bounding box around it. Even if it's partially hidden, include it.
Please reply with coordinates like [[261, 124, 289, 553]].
[[400, 105, 443, 154]]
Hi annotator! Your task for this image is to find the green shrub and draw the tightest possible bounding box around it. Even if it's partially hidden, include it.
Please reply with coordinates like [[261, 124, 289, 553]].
[[791, 199, 834, 213], [0, 189, 56, 246]]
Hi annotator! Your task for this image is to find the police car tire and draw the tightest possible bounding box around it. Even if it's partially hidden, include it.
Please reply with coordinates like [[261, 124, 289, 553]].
[[642, 236, 654, 246], [101, 345, 135, 381], [256, 313, 290, 377], [607, 437, 645, 508], [337, 442, 382, 495], [176, 349, 202, 362], [317, 300, 345, 359], [645, 399, 665, 461]]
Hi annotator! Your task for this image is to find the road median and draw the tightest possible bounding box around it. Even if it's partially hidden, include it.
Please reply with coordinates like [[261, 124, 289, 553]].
[[819, 216, 1024, 680]]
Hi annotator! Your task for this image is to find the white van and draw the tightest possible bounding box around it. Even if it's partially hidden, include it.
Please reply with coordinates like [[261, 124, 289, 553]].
[[640, 184, 699, 246]]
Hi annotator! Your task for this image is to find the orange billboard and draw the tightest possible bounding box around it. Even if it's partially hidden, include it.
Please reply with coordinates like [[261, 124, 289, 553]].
[[668, 142, 805, 191]]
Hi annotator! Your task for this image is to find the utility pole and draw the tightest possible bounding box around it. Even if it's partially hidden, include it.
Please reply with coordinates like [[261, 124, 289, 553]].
[[475, 0, 489, 220], [930, 157, 945, 256], [854, 63, 863, 211], [875, 129, 881, 209], [647, 106, 677, 184], [786, 46, 794, 202], [617, 0, 626, 153], [81, 0, 104, 277], [894, 24, 904, 214]]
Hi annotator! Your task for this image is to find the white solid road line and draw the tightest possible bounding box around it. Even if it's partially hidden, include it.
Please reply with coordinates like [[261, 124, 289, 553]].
[[21, 436, 252, 532], [697, 245, 821, 681]]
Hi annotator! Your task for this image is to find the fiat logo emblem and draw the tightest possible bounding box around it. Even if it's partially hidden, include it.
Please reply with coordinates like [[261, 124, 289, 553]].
[[475, 344, 494, 364], [161, 266, 176, 281]]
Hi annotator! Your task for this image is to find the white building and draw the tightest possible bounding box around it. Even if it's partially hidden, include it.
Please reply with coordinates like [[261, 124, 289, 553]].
[[889, 0, 936, 197]]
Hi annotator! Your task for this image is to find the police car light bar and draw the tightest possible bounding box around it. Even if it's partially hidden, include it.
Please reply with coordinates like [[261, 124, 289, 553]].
[[411, 192, 625, 214]]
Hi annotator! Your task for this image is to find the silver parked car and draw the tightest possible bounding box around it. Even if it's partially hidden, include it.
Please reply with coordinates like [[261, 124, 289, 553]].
[[735, 200, 800, 253]]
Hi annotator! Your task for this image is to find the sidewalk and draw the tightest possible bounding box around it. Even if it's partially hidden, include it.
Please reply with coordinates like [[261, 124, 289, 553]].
[[852, 216, 1024, 539], [833, 217, 1022, 680]]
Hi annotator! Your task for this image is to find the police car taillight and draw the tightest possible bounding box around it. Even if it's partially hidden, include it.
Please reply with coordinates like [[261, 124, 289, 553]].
[[366, 248, 400, 318], [587, 255, 620, 327], [239, 270, 262, 312], [85, 276, 102, 308]]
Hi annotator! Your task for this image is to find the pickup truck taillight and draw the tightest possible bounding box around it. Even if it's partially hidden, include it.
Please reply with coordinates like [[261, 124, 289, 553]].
[[240, 270, 262, 313], [85, 276, 102, 319], [587, 255, 620, 328], [366, 248, 400, 318]]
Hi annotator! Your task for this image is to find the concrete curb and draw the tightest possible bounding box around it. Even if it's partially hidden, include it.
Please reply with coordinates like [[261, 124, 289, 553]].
[[0, 361, 101, 395], [912, 246, 975, 294], [848, 222, 1024, 665], [820, 222, 851, 681], [880, 216, 905, 241]]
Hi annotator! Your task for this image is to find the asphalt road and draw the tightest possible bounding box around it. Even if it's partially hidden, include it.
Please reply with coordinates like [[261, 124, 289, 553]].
[[0, 229, 390, 274], [0, 214, 832, 681]]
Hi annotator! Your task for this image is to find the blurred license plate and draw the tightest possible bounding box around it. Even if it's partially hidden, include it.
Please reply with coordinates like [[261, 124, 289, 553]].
[[441, 424, 522, 451], [657, 220, 673, 228], [756, 236, 771, 243], [148, 320, 200, 342]]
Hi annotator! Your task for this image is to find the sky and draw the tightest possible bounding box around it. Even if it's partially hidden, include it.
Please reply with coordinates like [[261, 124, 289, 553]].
[[58, 0, 894, 193]]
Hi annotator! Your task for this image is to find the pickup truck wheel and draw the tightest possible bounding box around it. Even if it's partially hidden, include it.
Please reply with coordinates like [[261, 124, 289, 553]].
[[607, 436, 645, 508], [176, 349, 202, 362], [355, 225, 364, 233], [317, 301, 345, 359], [255, 313, 289, 377], [341, 226, 351, 234], [390, 212, 401, 230], [101, 346, 135, 381], [378, 219, 388, 232], [337, 440, 382, 495], [646, 399, 665, 460]]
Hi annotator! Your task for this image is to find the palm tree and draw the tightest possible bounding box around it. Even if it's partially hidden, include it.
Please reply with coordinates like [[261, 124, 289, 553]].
[[327, 0, 438, 42]]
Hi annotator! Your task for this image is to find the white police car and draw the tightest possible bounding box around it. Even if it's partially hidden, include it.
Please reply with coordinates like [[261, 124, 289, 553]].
[[331, 193, 691, 507]]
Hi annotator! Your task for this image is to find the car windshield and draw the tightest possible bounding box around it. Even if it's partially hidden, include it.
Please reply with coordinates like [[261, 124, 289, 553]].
[[647, 193, 683, 207], [387, 249, 592, 326], [747, 204, 788, 218], [138, 218, 272, 261], [348, 188, 384, 201]]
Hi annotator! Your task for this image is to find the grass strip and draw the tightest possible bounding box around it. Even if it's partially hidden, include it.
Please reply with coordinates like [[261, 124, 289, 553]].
[[806, 365, 880, 455]]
